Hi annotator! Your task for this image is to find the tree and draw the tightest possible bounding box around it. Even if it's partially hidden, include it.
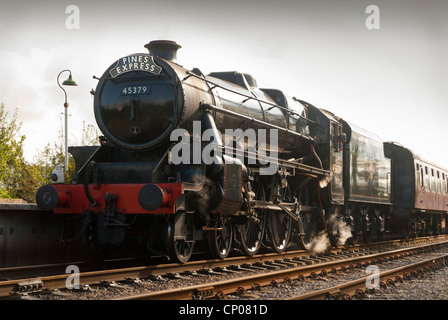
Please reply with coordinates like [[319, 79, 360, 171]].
[[0, 102, 100, 202], [34, 120, 100, 185], [33, 128, 76, 185], [0, 102, 42, 201]]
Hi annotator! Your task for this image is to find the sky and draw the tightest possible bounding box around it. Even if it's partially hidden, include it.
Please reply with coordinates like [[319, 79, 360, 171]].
[[0, 0, 447, 169]]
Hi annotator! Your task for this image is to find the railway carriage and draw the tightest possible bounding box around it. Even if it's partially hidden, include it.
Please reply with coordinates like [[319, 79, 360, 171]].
[[384, 142, 448, 236]]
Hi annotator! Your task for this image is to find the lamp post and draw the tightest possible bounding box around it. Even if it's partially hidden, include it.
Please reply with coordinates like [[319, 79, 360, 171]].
[[57, 70, 78, 174]]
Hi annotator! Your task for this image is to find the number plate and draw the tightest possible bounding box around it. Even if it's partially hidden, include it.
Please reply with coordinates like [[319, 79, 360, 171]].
[[121, 85, 151, 96]]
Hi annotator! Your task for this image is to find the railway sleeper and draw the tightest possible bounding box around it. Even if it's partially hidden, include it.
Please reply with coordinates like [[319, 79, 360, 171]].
[[325, 290, 349, 300], [12, 279, 44, 295], [192, 287, 215, 300]]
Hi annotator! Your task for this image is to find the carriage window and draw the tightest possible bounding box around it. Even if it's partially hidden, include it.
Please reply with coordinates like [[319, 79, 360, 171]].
[[424, 167, 429, 190], [444, 176, 448, 195], [416, 169, 421, 189], [444, 174, 447, 195], [421, 168, 424, 187], [431, 169, 436, 193]]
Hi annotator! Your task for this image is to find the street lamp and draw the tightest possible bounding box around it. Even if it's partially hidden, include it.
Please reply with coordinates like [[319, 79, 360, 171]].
[[57, 69, 78, 174]]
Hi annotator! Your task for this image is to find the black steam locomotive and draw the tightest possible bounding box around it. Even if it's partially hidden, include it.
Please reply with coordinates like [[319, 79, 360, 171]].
[[36, 40, 448, 263]]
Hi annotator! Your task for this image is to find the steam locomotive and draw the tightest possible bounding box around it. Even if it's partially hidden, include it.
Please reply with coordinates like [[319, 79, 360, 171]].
[[35, 40, 448, 263]]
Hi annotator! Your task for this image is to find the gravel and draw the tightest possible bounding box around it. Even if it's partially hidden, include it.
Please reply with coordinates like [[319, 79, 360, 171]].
[[29, 246, 448, 300], [366, 266, 448, 300]]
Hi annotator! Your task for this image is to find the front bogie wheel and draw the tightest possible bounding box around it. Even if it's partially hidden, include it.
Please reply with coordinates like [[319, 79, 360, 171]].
[[166, 212, 195, 263]]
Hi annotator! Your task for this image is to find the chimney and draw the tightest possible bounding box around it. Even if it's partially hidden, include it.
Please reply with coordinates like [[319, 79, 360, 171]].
[[144, 40, 181, 63]]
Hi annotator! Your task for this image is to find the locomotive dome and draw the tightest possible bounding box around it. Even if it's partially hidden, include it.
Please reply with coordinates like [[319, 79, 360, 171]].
[[94, 40, 184, 152]]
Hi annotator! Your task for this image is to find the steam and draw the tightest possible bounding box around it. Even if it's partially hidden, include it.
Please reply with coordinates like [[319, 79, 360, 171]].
[[310, 212, 353, 254], [327, 213, 353, 246], [319, 173, 332, 189], [193, 176, 209, 214], [310, 231, 330, 253], [191, 175, 219, 217]]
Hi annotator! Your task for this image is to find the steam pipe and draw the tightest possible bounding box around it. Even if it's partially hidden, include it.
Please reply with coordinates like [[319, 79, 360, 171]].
[[311, 144, 323, 169], [202, 107, 223, 147]]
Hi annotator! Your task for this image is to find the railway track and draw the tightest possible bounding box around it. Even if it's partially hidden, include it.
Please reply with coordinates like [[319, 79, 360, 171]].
[[288, 254, 448, 300], [1, 235, 447, 300], [0, 235, 442, 281], [115, 239, 448, 300]]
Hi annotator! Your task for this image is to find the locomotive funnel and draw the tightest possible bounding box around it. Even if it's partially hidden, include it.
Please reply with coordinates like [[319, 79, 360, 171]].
[[145, 40, 182, 63]]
